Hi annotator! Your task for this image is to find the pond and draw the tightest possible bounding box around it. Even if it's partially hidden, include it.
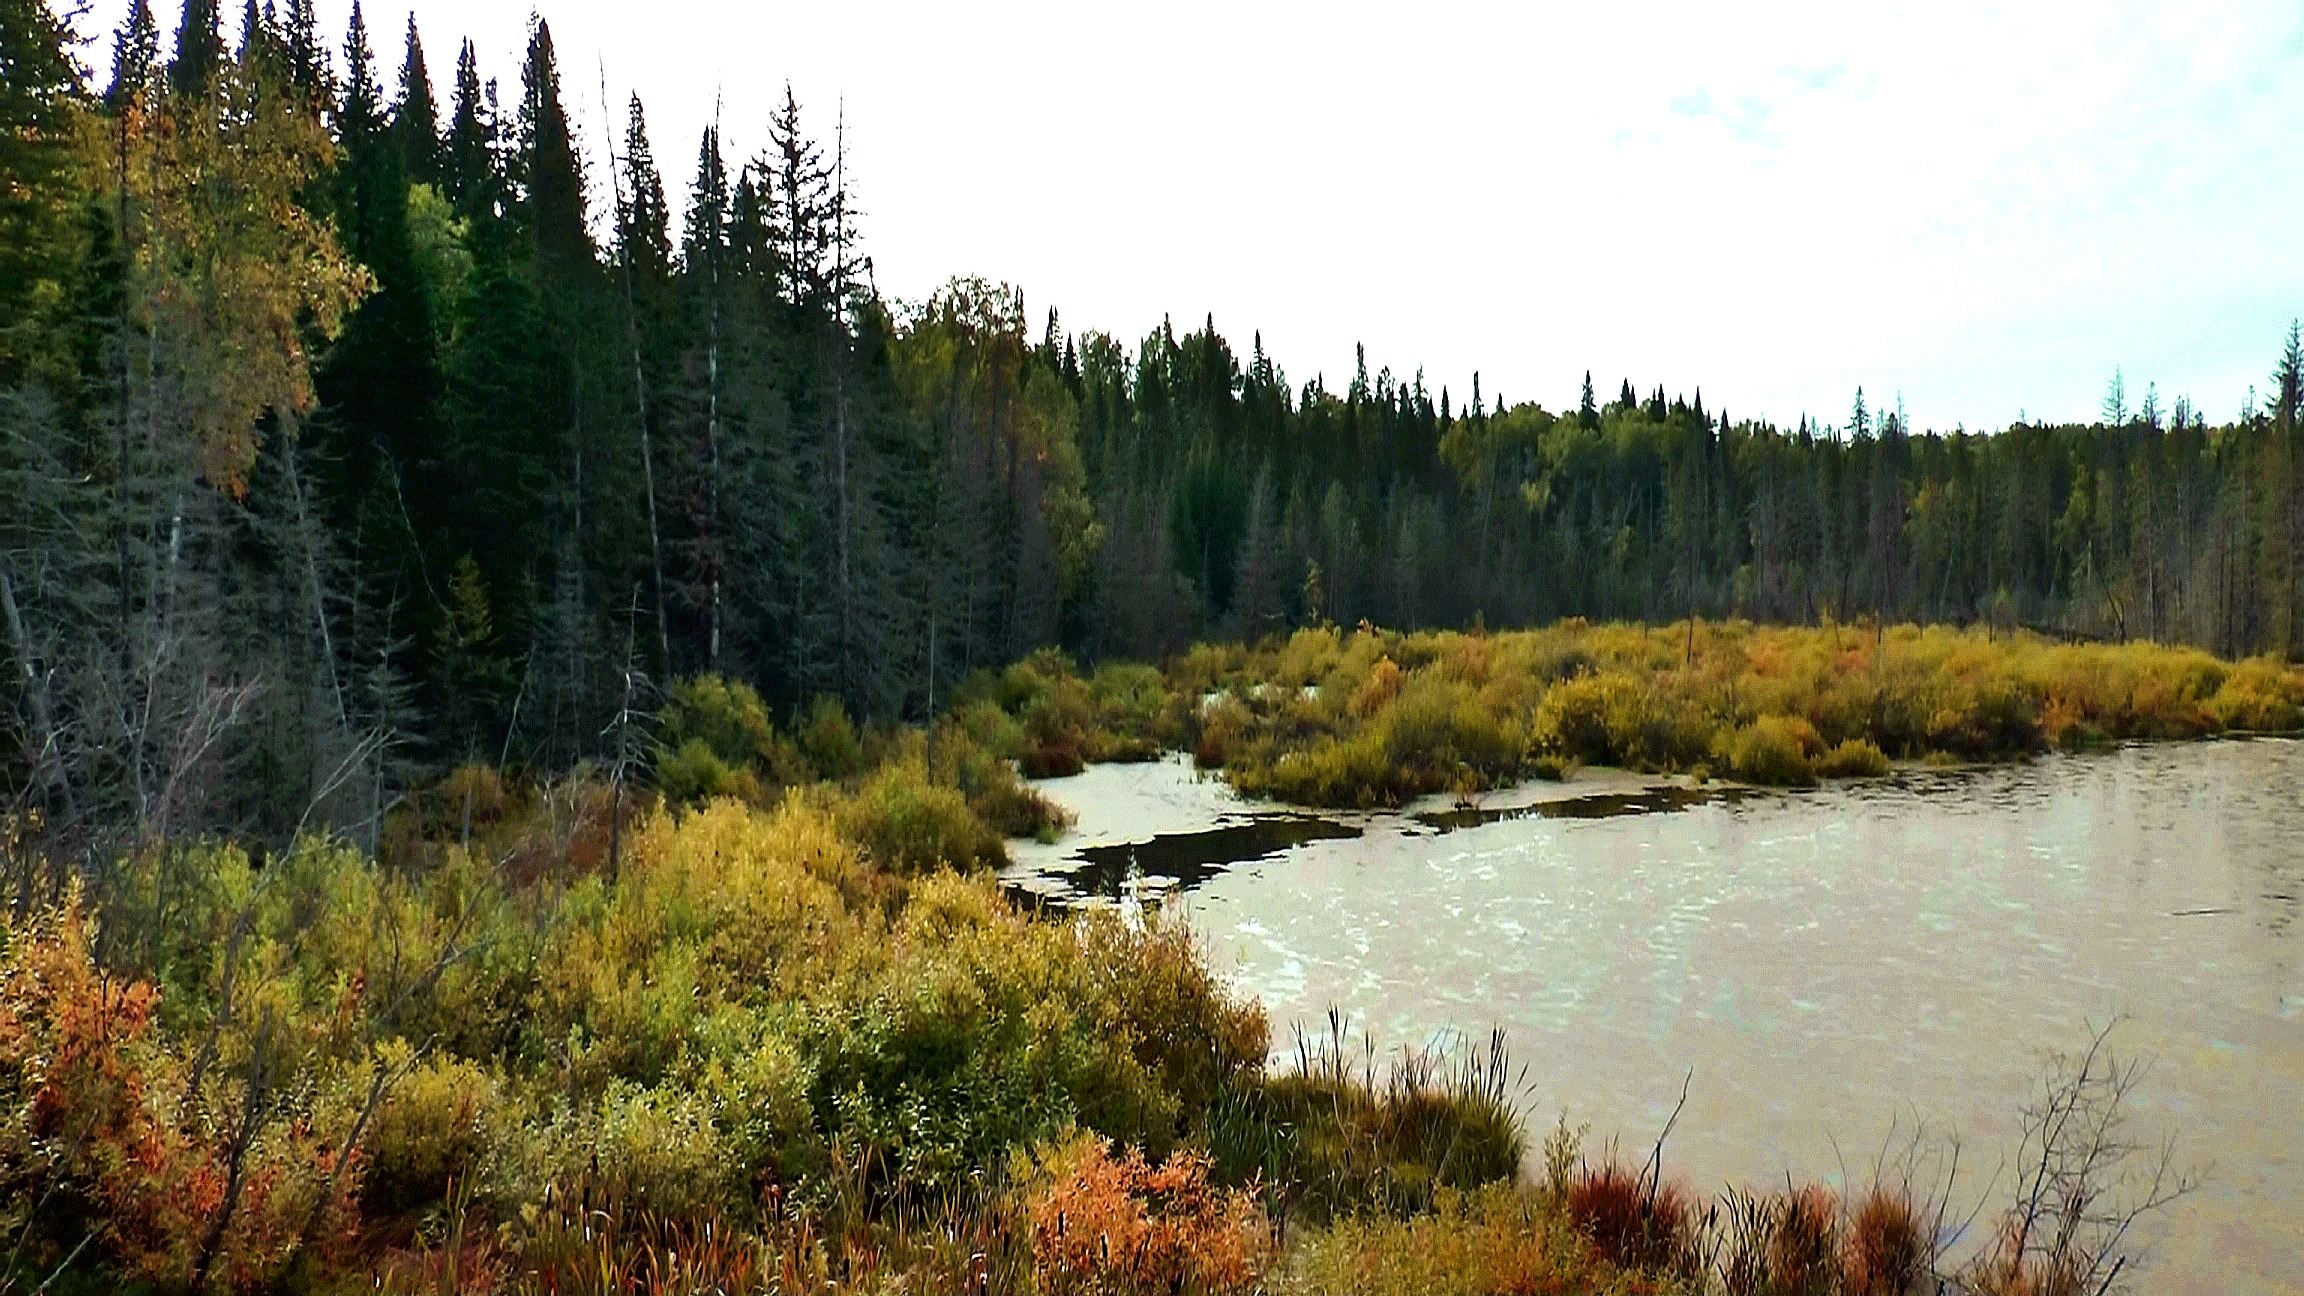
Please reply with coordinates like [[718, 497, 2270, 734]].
[[1006, 741, 2304, 1295]]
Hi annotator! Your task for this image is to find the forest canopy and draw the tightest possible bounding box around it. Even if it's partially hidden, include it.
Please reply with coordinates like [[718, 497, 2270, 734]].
[[2, 0, 2301, 853]]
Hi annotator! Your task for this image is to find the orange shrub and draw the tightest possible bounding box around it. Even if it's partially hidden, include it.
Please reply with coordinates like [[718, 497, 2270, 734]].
[[1028, 1136, 1270, 1296], [0, 892, 361, 1292]]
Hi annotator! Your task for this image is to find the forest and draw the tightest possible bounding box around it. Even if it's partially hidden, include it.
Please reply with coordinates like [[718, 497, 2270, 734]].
[[5, 0, 2304, 857], [0, 0, 2277, 1292]]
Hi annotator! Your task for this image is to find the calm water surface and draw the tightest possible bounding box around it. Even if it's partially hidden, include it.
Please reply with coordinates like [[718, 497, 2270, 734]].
[[1014, 741, 2304, 1293]]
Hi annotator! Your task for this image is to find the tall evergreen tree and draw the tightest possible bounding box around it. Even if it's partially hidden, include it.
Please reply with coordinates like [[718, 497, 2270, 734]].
[[106, 0, 160, 105], [393, 14, 440, 183], [517, 20, 590, 277], [169, 0, 224, 98], [444, 39, 494, 216]]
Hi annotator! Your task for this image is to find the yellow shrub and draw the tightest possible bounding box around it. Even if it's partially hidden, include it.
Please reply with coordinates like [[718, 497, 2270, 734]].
[[2206, 657, 2304, 732], [362, 1052, 501, 1216], [1816, 737, 1892, 778]]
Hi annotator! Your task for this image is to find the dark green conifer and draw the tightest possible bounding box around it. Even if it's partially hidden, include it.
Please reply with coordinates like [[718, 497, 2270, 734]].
[[169, 0, 224, 98], [393, 15, 440, 183]]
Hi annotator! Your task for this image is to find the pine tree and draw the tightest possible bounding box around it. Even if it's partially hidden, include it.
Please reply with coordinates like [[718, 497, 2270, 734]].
[[0, 0, 82, 386], [764, 84, 830, 304], [682, 120, 730, 670], [610, 93, 673, 671], [2102, 368, 2129, 428], [338, 1, 379, 135], [282, 0, 325, 94]]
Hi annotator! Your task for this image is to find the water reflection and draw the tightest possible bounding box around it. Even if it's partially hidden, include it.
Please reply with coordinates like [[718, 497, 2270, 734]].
[[1413, 785, 1755, 833], [1038, 815, 1363, 899]]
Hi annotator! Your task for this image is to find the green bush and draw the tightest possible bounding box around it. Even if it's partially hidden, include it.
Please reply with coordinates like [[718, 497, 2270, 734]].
[[832, 761, 1007, 873], [655, 674, 813, 804], [1816, 737, 1892, 778], [796, 694, 867, 780], [361, 1051, 500, 1216], [557, 1079, 745, 1222], [1717, 715, 1821, 786]]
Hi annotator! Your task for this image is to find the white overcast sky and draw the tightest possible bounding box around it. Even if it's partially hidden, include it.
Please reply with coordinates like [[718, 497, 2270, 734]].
[[64, 1, 2304, 431]]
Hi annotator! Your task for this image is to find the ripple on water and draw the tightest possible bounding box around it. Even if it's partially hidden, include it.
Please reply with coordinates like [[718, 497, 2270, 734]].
[[1017, 739, 2304, 1294]]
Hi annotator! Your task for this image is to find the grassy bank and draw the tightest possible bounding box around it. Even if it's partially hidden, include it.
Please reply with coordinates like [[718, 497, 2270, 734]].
[[1158, 620, 2304, 807], [0, 790, 2169, 1295], [0, 779, 1536, 1294], [632, 621, 2304, 827]]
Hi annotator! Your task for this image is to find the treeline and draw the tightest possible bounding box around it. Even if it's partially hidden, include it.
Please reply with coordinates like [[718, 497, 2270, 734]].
[[3, 0, 2301, 854]]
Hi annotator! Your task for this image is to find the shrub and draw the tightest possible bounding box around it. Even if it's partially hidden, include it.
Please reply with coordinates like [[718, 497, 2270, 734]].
[[0, 891, 363, 1292], [796, 694, 867, 781], [1352, 657, 1405, 717], [547, 1080, 744, 1223], [653, 736, 765, 804], [1843, 1185, 1931, 1295], [1076, 913, 1269, 1156], [1019, 734, 1086, 779], [655, 674, 808, 801], [362, 1052, 499, 1217], [1193, 695, 1254, 769], [1027, 1135, 1270, 1296], [1718, 715, 1822, 786], [831, 761, 1006, 874], [1816, 737, 1892, 779], [2205, 656, 2304, 732], [1089, 661, 1172, 759], [1534, 672, 1632, 764]]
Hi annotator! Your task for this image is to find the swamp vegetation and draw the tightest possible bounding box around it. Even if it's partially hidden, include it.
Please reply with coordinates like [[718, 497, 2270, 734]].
[[0, 0, 2282, 1289]]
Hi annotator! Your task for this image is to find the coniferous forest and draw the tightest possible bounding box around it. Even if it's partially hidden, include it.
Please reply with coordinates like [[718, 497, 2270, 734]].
[[2, 4, 2296, 1294], [4, 0, 2303, 855]]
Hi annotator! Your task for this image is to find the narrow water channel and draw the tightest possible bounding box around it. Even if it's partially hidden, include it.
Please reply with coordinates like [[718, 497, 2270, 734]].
[[1010, 741, 2304, 1294]]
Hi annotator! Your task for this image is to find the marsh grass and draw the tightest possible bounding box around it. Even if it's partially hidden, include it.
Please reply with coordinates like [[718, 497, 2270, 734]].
[[1209, 1014, 1528, 1227], [1167, 621, 2304, 806]]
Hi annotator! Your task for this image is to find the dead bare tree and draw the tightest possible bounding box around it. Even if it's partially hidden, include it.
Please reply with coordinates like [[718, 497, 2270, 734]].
[[1960, 1018, 2201, 1296]]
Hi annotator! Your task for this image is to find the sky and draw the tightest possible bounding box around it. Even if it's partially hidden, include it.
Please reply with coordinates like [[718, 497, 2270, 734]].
[[62, 0, 2304, 432]]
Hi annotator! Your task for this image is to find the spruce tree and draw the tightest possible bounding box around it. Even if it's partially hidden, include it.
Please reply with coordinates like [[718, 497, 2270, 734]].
[[169, 0, 224, 98], [393, 15, 440, 184], [283, 0, 325, 93], [0, 0, 82, 386], [517, 20, 590, 278], [106, 0, 159, 105], [444, 39, 494, 216]]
